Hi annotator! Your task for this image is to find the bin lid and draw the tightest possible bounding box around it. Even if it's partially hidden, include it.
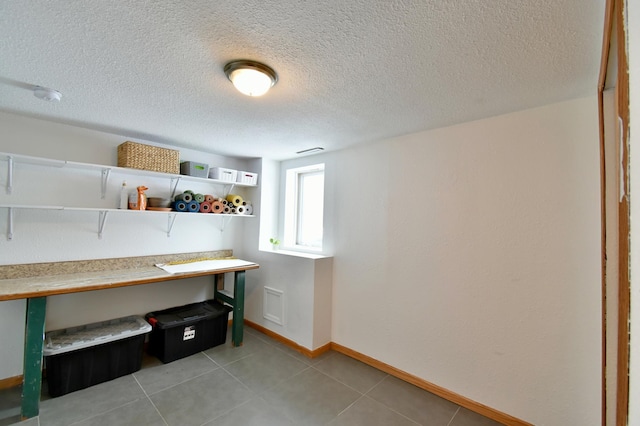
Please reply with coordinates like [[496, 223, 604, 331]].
[[148, 300, 231, 329], [44, 315, 151, 356]]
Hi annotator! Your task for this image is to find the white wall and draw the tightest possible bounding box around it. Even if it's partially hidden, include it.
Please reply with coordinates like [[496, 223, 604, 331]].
[[0, 96, 603, 425], [239, 157, 333, 350], [330, 97, 601, 425], [628, 0, 640, 423], [0, 111, 254, 379]]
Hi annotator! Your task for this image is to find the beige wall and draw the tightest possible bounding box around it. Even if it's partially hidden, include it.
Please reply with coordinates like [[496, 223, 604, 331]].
[[0, 95, 603, 425], [328, 97, 601, 425]]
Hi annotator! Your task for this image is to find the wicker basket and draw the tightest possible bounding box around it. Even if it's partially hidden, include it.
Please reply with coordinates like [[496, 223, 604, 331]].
[[117, 141, 179, 174]]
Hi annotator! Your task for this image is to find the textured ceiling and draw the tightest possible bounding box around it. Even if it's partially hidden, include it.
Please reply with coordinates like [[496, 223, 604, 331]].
[[0, 1, 605, 160]]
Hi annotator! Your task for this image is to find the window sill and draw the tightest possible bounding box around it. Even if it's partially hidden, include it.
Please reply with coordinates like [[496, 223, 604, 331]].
[[260, 248, 332, 260]]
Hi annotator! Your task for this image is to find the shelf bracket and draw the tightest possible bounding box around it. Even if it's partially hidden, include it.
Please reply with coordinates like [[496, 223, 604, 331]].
[[98, 210, 109, 239], [6, 156, 13, 194], [167, 213, 177, 237], [223, 183, 235, 198], [101, 168, 111, 199], [170, 177, 181, 199], [220, 216, 231, 233], [7, 207, 13, 241]]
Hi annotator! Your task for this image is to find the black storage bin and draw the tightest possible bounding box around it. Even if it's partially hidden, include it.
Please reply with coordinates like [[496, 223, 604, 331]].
[[146, 299, 231, 363], [44, 316, 151, 397]]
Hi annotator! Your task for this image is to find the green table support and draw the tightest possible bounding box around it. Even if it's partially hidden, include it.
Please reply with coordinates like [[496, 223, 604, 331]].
[[21, 296, 46, 419], [214, 270, 245, 347]]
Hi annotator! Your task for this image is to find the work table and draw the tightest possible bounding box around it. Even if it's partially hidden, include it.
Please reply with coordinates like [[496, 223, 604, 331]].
[[0, 258, 258, 301], [0, 250, 259, 420]]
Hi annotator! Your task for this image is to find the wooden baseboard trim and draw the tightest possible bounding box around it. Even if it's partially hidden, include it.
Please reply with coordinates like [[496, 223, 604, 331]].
[[0, 375, 22, 390], [243, 320, 331, 358], [330, 342, 532, 426]]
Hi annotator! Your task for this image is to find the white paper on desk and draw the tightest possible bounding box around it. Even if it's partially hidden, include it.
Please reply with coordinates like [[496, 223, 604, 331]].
[[155, 259, 255, 274]]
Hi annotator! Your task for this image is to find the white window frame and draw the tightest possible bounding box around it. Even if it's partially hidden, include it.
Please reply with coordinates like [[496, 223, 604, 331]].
[[283, 163, 325, 252]]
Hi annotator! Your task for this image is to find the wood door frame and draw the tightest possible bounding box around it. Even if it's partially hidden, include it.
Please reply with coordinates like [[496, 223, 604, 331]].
[[598, 0, 630, 424]]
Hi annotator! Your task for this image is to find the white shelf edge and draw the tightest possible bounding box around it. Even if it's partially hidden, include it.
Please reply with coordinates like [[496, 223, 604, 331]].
[[0, 204, 254, 217], [1, 152, 257, 188], [0, 204, 65, 210]]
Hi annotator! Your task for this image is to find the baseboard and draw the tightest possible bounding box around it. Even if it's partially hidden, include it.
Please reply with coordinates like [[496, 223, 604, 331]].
[[0, 375, 22, 390], [330, 342, 532, 426], [239, 320, 530, 426], [243, 319, 331, 358]]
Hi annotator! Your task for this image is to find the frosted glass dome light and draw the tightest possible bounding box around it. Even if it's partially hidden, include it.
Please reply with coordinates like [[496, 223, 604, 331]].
[[224, 60, 277, 97]]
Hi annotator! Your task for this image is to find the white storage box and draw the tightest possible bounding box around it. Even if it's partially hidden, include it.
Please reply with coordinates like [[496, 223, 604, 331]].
[[209, 167, 238, 182], [236, 171, 258, 185]]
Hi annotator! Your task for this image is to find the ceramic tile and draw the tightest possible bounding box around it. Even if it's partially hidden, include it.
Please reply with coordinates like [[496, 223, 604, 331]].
[[203, 330, 271, 366], [326, 395, 420, 426], [134, 351, 218, 395], [149, 368, 253, 426], [223, 345, 309, 393], [0, 385, 22, 426], [262, 368, 360, 426], [0, 326, 505, 426], [367, 376, 459, 426], [4, 416, 38, 426], [449, 407, 505, 426], [268, 339, 318, 365], [38, 375, 147, 426], [314, 352, 387, 393], [72, 398, 165, 426], [205, 397, 295, 426]]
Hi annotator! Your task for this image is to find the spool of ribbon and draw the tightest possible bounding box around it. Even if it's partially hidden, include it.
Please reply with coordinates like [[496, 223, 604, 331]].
[[226, 194, 243, 206], [204, 194, 215, 203], [211, 201, 224, 213], [194, 193, 205, 203], [236, 205, 245, 214], [173, 201, 188, 212], [187, 201, 200, 212], [199, 202, 211, 213], [175, 192, 193, 203], [223, 205, 231, 214], [244, 204, 253, 215]]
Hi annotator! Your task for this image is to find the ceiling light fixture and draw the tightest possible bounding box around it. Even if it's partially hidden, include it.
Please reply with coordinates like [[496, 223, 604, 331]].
[[33, 86, 62, 102], [296, 147, 324, 155], [224, 60, 277, 97]]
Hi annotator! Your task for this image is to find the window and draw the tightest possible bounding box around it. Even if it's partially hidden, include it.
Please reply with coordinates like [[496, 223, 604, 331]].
[[283, 163, 325, 251]]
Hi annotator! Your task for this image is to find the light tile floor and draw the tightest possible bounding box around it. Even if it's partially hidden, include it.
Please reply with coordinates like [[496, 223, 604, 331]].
[[0, 326, 503, 426]]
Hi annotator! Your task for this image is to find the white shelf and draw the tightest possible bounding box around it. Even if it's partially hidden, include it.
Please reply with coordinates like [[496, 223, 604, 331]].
[[0, 204, 254, 240], [0, 151, 258, 240], [1, 152, 257, 187]]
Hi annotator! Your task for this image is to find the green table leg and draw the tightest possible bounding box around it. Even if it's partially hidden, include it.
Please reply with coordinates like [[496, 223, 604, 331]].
[[21, 296, 46, 419], [232, 271, 245, 347]]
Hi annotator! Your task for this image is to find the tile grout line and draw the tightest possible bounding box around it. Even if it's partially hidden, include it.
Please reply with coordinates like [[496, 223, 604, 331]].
[[306, 366, 420, 425], [309, 364, 370, 396], [360, 376, 424, 426], [136, 353, 221, 396], [65, 396, 152, 426], [132, 373, 170, 426], [446, 406, 461, 426], [200, 350, 302, 425], [328, 393, 368, 422]]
